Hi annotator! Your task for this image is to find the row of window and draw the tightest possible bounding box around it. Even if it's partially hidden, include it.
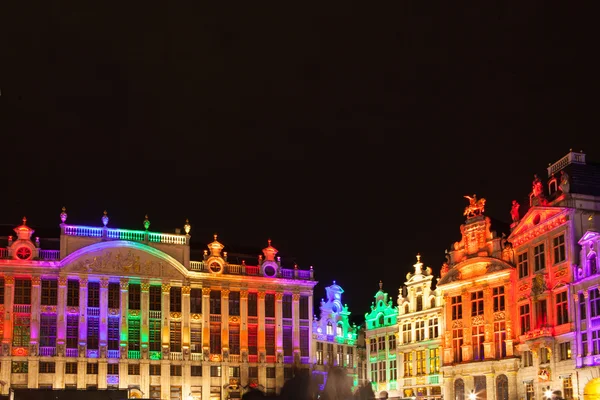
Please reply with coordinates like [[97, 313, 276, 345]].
[[10, 361, 289, 379], [369, 348, 440, 382], [315, 343, 354, 367], [450, 287, 505, 320], [518, 292, 569, 335], [517, 234, 566, 279], [0, 279, 311, 319], [521, 342, 571, 367], [8, 314, 311, 357], [451, 322, 506, 363]]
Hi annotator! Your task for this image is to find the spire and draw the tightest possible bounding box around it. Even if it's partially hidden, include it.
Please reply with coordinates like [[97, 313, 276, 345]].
[[262, 239, 278, 261], [379, 280, 383, 290], [208, 234, 224, 257], [414, 253, 423, 275]]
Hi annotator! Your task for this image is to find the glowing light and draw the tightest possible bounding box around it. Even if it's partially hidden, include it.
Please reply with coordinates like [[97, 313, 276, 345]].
[[545, 390, 553, 399], [468, 392, 477, 400]]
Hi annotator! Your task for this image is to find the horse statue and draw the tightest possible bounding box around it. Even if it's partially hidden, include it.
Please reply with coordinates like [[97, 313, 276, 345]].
[[464, 194, 486, 218]]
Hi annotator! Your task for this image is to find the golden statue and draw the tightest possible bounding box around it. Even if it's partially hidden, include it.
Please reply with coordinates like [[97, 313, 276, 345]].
[[463, 194, 486, 218]]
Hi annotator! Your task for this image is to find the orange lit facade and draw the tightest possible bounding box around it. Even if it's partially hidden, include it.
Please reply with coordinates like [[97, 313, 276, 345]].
[[437, 197, 518, 400], [0, 211, 317, 399]]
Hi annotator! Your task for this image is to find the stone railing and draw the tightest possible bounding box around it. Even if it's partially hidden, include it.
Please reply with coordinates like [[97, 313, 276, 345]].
[[62, 225, 188, 246], [189, 261, 313, 280], [547, 151, 586, 177]]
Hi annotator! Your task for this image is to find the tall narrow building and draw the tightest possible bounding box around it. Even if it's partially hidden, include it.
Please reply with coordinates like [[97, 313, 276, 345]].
[[396, 254, 443, 400], [0, 210, 317, 399], [364, 282, 399, 399], [437, 195, 518, 400]]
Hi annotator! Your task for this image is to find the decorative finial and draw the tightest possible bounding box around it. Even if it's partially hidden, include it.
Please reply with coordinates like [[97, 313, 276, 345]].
[[379, 280, 383, 290], [333, 280, 336, 285], [416, 253, 421, 263], [143, 214, 150, 231], [22, 216, 27, 225], [268, 239, 272, 246], [214, 234, 218, 241], [102, 210, 109, 227], [60, 207, 67, 224], [570, 148, 573, 152], [184, 219, 191, 234]]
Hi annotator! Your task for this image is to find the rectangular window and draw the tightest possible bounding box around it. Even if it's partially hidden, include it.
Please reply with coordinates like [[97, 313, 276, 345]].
[[593, 330, 600, 355], [170, 287, 182, 313], [248, 366, 258, 378], [522, 350, 533, 367], [14, 279, 32, 305], [336, 346, 344, 366], [129, 319, 141, 351], [210, 323, 221, 354], [40, 314, 57, 347], [170, 365, 182, 376], [190, 323, 202, 353], [559, 342, 572, 360], [316, 342, 323, 365], [378, 336, 385, 351], [265, 325, 275, 356], [149, 286, 162, 311], [388, 334, 396, 351], [150, 365, 161, 375], [580, 293, 587, 320], [150, 386, 161, 399], [170, 321, 182, 352], [591, 288, 600, 318], [493, 287, 505, 312], [472, 325, 485, 361], [192, 365, 203, 376], [471, 291, 484, 316], [553, 234, 566, 264], [67, 280, 79, 307], [229, 291, 240, 316], [211, 366, 222, 377], [520, 304, 531, 335], [40, 361, 56, 374], [556, 291, 569, 325], [415, 320, 425, 341], [525, 381, 534, 400], [108, 316, 119, 350], [429, 318, 439, 339], [535, 299, 548, 328], [13, 316, 31, 346], [390, 360, 398, 381], [248, 325, 258, 355], [563, 376, 573, 400], [150, 319, 161, 352], [403, 352, 413, 377], [87, 316, 99, 350], [326, 343, 334, 365], [402, 323, 412, 343], [346, 347, 354, 368], [583, 333, 588, 357], [66, 315, 78, 349], [534, 243, 546, 272], [189, 288, 202, 313], [230, 324, 240, 355], [452, 328, 463, 363], [369, 339, 377, 354], [108, 283, 120, 309], [378, 360, 386, 382], [429, 347, 440, 373], [540, 347, 551, 363], [300, 327, 309, 356], [107, 364, 118, 375], [451, 296, 462, 320], [265, 294, 275, 318], [65, 362, 77, 374], [128, 364, 140, 375], [11, 361, 28, 373], [300, 296, 309, 319], [518, 252, 529, 279], [87, 363, 98, 374], [283, 326, 293, 356], [0, 278, 4, 304], [209, 290, 221, 315], [282, 294, 292, 318], [248, 293, 258, 317], [88, 282, 100, 308], [416, 350, 426, 376], [370, 362, 377, 383], [494, 321, 506, 358], [41, 280, 58, 305]]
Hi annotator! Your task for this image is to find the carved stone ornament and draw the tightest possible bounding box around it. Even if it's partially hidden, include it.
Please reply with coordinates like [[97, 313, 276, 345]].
[[203, 348, 210, 361], [141, 282, 150, 292], [29, 343, 38, 356], [277, 352, 283, 363], [472, 315, 484, 326], [494, 311, 506, 321], [79, 344, 87, 358], [242, 350, 248, 362], [531, 274, 547, 296], [56, 344, 65, 357], [120, 346, 128, 359], [181, 286, 191, 295], [162, 283, 171, 293], [72, 249, 180, 278], [452, 320, 463, 329], [2, 343, 10, 356], [292, 293, 301, 301], [259, 352, 266, 363], [100, 345, 107, 358], [163, 347, 170, 359], [463, 194, 486, 218], [223, 349, 229, 362]]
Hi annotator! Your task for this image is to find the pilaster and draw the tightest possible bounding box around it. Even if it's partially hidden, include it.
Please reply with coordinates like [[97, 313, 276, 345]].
[[99, 278, 109, 353], [201, 288, 211, 357], [30, 276, 41, 348], [78, 277, 89, 353], [120, 279, 129, 356], [221, 289, 230, 358], [258, 291, 266, 360], [56, 276, 67, 354], [292, 293, 300, 362], [3, 276, 14, 346], [141, 281, 150, 356], [182, 285, 191, 356], [240, 290, 249, 359]]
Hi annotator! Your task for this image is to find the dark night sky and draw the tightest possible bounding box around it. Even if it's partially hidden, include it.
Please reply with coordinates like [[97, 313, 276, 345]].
[[1, 4, 596, 324]]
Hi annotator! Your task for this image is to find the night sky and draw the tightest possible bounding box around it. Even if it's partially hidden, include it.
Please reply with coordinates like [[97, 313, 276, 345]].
[[1, 4, 596, 324]]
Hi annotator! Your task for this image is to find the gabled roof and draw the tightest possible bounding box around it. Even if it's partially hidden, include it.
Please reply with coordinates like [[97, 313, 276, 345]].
[[507, 206, 570, 242]]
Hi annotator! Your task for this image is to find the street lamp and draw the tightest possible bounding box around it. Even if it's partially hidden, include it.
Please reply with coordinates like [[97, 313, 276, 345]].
[[545, 387, 554, 399], [468, 391, 477, 400]]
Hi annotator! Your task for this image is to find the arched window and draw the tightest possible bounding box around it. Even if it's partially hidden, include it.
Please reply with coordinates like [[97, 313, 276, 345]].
[[454, 378, 465, 400], [378, 314, 385, 327], [496, 374, 508, 400], [404, 304, 409, 314], [416, 295, 423, 311], [326, 321, 333, 335], [589, 252, 597, 276], [336, 323, 343, 337], [430, 298, 436, 308]]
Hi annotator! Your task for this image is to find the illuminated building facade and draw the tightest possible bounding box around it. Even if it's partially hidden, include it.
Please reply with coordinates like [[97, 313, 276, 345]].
[[509, 150, 600, 400], [0, 211, 317, 400], [364, 282, 399, 398], [437, 196, 519, 400], [396, 255, 443, 400], [311, 282, 359, 392]]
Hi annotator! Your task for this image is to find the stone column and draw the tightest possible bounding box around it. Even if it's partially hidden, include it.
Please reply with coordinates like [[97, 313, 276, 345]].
[[161, 283, 172, 400], [56, 276, 67, 356], [3, 276, 14, 348], [221, 289, 230, 360], [308, 293, 314, 361], [78, 277, 88, 356], [141, 281, 150, 356], [27, 358, 39, 388], [485, 373, 495, 400], [30, 276, 41, 352], [201, 288, 211, 356], [120, 279, 129, 357], [507, 371, 518, 400], [275, 292, 284, 386], [182, 285, 192, 400], [258, 291, 266, 360], [292, 293, 301, 363], [99, 278, 109, 355], [240, 290, 249, 387]]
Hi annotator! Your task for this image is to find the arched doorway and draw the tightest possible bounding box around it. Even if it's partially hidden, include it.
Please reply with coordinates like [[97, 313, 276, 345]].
[[584, 378, 600, 400], [455, 379, 465, 400], [496, 375, 508, 400]]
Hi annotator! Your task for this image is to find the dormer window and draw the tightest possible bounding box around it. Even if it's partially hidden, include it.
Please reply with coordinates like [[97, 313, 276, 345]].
[[430, 298, 436, 308], [416, 295, 423, 312], [336, 323, 343, 337], [326, 322, 333, 335], [378, 314, 384, 327]]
